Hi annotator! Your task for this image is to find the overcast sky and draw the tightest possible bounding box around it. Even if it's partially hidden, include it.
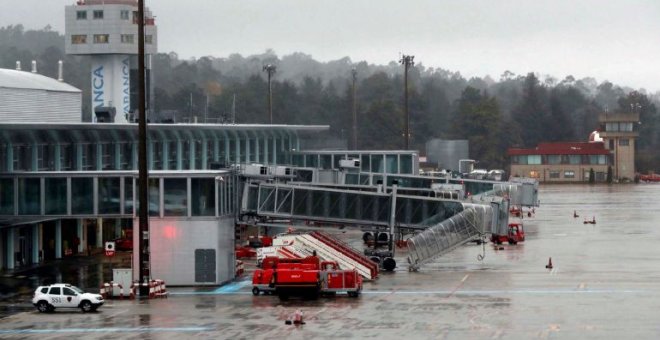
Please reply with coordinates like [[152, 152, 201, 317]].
[[3, 0, 660, 91]]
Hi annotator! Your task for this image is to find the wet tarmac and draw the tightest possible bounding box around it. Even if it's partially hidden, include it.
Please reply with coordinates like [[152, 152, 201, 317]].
[[1, 184, 660, 339]]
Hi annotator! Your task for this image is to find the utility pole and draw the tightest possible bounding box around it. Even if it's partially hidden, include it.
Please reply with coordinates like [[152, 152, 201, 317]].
[[351, 68, 358, 150], [137, 0, 150, 298], [263, 64, 276, 124], [399, 54, 414, 150]]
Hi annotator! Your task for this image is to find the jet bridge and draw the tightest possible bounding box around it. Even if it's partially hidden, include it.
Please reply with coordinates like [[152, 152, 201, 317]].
[[241, 182, 466, 230]]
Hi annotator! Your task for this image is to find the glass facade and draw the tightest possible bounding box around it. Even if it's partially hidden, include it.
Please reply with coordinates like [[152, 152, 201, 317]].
[[71, 177, 93, 214], [45, 178, 67, 215]]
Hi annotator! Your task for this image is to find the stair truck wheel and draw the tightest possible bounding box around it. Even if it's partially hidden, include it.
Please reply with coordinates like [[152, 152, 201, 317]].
[[252, 287, 260, 296], [382, 257, 396, 271], [362, 232, 374, 244]]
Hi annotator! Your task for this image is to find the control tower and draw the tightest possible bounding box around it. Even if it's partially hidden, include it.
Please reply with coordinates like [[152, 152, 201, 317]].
[[65, 0, 157, 123]]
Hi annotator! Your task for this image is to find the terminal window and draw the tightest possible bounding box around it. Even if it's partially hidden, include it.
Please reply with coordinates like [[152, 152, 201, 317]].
[[564, 171, 575, 179], [93, 10, 104, 19], [94, 34, 109, 44], [619, 139, 629, 146], [120, 10, 130, 20], [72, 35, 87, 44], [76, 11, 87, 20], [121, 34, 134, 44], [145, 35, 153, 44]]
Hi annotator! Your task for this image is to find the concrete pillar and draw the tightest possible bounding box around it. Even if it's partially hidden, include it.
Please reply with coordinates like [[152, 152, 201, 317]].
[[189, 139, 196, 170], [147, 141, 153, 170], [176, 140, 183, 170], [55, 220, 62, 259], [0, 231, 4, 270], [264, 138, 269, 165], [201, 139, 208, 170], [6, 228, 15, 270], [96, 217, 103, 248], [32, 224, 40, 264], [115, 218, 122, 238], [245, 138, 250, 164], [162, 142, 169, 170], [76, 219, 84, 254], [255, 136, 260, 163]]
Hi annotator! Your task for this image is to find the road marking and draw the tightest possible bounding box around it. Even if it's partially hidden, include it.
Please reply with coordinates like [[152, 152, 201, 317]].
[[445, 274, 469, 299], [106, 309, 128, 318], [0, 327, 213, 334], [578, 282, 586, 289], [213, 280, 251, 294], [168, 287, 653, 296]]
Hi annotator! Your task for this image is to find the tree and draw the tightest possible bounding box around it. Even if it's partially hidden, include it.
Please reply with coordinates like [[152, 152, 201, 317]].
[[512, 73, 549, 147]]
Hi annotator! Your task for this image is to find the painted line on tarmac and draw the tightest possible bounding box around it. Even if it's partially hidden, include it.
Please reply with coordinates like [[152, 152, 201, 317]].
[[168, 288, 653, 296], [213, 280, 252, 294], [0, 327, 213, 335], [362, 289, 653, 295]]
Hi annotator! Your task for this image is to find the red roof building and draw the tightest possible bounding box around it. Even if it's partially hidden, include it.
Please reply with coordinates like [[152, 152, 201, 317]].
[[508, 141, 611, 182]]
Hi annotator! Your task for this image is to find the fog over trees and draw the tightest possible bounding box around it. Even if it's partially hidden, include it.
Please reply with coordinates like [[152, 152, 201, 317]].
[[2, 25, 659, 171]]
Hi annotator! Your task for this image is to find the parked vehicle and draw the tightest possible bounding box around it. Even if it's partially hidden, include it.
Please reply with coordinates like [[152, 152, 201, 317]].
[[491, 222, 525, 245], [264, 257, 362, 300], [32, 284, 104, 313]]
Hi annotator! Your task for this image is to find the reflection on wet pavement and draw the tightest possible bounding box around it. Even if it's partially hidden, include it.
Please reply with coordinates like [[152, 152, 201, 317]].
[[1, 185, 660, 338]]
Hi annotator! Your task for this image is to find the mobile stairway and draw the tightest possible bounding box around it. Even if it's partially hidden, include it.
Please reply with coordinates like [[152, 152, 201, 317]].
[[309, 231, 379, 280], [407, 205, 494, 271], [288, 233, 377, 280], [262, 232, 379, 280]]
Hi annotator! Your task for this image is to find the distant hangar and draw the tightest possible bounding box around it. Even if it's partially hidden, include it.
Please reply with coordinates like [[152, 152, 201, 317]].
[[0, 68, 82, 123]]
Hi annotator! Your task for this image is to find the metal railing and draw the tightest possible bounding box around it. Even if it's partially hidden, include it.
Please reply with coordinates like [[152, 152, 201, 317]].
[[407, 204, 493, 271]]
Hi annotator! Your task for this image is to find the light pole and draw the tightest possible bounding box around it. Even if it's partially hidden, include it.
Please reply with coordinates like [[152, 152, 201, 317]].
[[263, 64, 276, 124], [351, 68, 358, 149], [399, 54, 414, 150], [137, 0, 150, 297]]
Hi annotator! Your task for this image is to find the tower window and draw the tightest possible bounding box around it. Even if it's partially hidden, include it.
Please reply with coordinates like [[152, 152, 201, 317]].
[[120, 10, 130, 20], [619, 139, 629, 146], [76, 11, 87, 20], [145, 35, 153, 44], [71, 35, 87, 44], [93, 34, 109, 44], [121, 34, 134, 44], [93, 10, 104, 19]]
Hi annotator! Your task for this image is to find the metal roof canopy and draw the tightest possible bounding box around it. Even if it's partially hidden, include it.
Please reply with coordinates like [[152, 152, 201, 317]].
[[0, 69, 81, 93], [0, 123, 328, 145]]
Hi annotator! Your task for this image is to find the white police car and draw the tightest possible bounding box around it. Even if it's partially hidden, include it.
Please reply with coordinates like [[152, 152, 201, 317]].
[[32, 284, 104, 313]]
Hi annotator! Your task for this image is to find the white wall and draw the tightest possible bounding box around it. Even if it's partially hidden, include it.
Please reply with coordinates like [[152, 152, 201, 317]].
[[0, 88, 81, 123], [133, 217, 235, 286]]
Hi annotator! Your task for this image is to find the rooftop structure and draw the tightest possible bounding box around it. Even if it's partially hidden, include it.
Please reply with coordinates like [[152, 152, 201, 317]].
[[0, 68, 82, 123], [65, 0, 157, 123]]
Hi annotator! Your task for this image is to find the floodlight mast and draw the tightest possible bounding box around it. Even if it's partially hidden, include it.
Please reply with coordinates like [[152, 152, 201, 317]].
[[263, 64, 277, 124], [399, 54, 414, 150]]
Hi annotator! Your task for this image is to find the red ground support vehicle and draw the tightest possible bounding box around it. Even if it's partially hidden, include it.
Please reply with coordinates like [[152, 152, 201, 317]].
[[268, 260, 362, 300], [252, 256, 321, 295], [235, 246, 257, 259], [319, 261, 362, 298], [491, 222, 525, 245], [114, 229, 133, 251]]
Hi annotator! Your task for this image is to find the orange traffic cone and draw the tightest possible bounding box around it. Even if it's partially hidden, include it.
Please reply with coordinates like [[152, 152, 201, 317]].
[[545, 257, 553, 269]]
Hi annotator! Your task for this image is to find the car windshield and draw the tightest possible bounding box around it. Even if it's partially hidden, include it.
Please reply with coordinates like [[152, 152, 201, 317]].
[[69, 286, 84, 294]]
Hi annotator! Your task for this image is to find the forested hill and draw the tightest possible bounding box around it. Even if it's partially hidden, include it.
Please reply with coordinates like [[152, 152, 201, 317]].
[[1, 25, 659, 171]]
